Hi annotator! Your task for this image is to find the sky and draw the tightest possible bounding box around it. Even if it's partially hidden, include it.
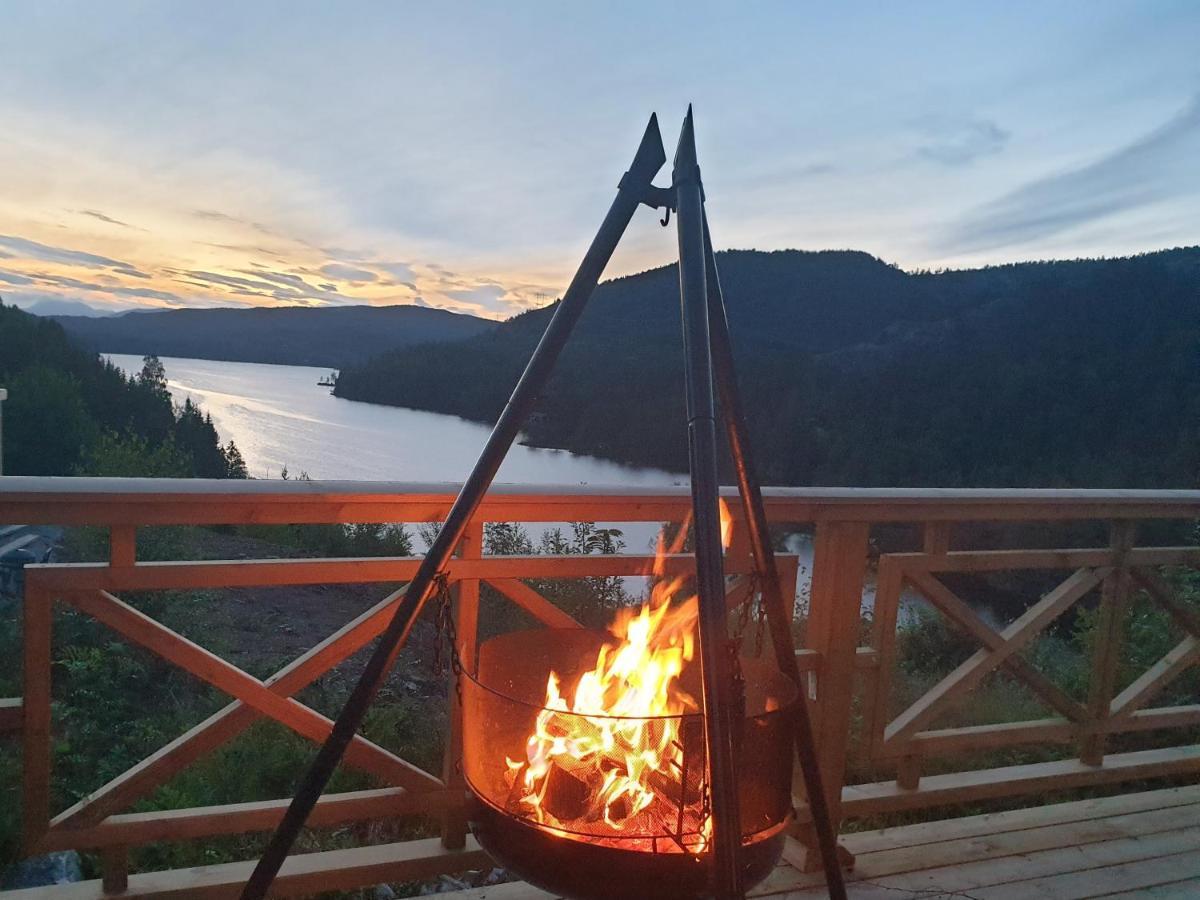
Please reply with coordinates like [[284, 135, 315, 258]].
[[1, 1, 1198, 320]]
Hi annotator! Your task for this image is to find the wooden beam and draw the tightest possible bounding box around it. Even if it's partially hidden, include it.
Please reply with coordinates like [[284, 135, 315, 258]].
[[100, 846, 128, 894], [888, 546, 1199, 574], [41, 788, 459, 851], [443, 519, 483, 850], [907, 705, 1200, 756], [22, 584, 52, 852], [109, 525, 136, 568], [884, 566, 1106, 746], [484, 578, 582, 629], [1109, 636, 1200, 720], [922, 522, 951, 556], [4, 478, 1200, 526], [26, 551, 762, 593], [803, 520, 870, 826], [1133, 568, 1200, 638], [836, 744, 1200, 820], [53, 585, 417, 829], [904, 570, 1088, 724], [1, 835, 490, 899], [865, 556, 904, 759], [67, 590, 441, 791], [1081, 522, 1136, 764], [0, 696, 22, 733]]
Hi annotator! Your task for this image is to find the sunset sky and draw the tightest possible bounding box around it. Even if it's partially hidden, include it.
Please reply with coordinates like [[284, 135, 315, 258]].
[[1, 2, 1198, 320]]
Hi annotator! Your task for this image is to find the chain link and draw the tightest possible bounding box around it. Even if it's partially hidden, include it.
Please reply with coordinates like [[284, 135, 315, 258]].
[[754, 580, 768, 658], [431, 571, 464, 700]]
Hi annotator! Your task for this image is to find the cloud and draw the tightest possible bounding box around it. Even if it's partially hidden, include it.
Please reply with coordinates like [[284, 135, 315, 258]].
[[22, 270, 186, 304], [376, 261, 415, 282], [193, 209, 274, 235], [76, 208, 142, 230], [0, 269, 35, 285], [941, 95, 1200, 253], [447, 283, 507, 311], [916, 117, 1010, 166], [0, 234, 137, 270], [319, 262, 378, 282]]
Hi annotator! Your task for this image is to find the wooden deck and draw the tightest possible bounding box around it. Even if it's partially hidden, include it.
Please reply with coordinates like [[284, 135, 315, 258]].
[[437, 785, 1200, 900]]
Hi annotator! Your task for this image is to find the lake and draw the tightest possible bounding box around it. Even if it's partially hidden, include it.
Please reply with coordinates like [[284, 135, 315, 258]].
[[106, 355, 685, 488]]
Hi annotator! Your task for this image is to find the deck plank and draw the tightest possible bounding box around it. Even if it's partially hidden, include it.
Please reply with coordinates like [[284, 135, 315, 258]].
[[971, 846, 1200, 899], [842, 783, 1200, 855], [433, 787, 1200, 900], [874, 828, 1200, 898], [1100, 877, 1200, 899]]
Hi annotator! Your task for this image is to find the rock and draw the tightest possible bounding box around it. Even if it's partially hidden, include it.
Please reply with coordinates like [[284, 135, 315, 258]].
[[417, 874, 472, 894], [372, 885, 397, 900], [488, 867, 510, 885], [1, 851, 83, 889]]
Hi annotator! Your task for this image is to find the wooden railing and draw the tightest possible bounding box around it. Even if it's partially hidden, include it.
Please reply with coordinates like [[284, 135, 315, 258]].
[[2, 477, 1199, 895]]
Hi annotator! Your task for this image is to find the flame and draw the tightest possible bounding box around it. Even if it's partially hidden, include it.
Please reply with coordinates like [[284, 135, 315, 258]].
[[504, 500, 734, 851]]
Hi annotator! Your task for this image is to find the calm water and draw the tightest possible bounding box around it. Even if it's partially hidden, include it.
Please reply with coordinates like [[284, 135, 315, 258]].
[[107, 354, 685, 487]]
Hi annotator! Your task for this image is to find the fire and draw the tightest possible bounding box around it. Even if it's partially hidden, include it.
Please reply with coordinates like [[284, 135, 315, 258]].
[[504, 500, 734, 851]]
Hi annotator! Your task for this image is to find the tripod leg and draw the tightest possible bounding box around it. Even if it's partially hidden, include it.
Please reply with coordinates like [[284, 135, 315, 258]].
[[701, 213, 849, 900], [673, 107, 744, 900], [239, 115, 668, 900]]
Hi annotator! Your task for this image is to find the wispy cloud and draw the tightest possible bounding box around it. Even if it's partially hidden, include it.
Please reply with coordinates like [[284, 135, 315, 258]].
[[0, 234, 137, 270], [0, 269, 35, 285], [319, 262, 377, 282], [75, 209, 143, 231], [943, 95, 1200, 253], [916, 117, 1010, 166]]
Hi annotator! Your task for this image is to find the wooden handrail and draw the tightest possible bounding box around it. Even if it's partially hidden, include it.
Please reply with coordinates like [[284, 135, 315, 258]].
[[2, 476, 1200, 524]]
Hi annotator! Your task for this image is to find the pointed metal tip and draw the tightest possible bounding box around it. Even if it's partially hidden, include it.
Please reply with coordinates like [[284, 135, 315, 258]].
[[629, 112, 667, 182], [673, 104, 697, 172]]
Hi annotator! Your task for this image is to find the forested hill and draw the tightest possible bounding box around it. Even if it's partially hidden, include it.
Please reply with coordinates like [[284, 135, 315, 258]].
[[0, 301, 245, 478], [335, 247, 1200, 488], [51, 303, 495, 368]]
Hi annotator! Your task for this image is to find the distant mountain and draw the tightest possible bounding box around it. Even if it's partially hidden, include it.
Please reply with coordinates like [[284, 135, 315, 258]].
[[335, 247, 1200, 488], [23, 298, 112, 317], [52, 304, 496, 367]]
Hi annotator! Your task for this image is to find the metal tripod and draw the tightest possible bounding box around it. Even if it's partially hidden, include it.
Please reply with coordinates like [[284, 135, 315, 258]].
[[241, 108, 847, 900]]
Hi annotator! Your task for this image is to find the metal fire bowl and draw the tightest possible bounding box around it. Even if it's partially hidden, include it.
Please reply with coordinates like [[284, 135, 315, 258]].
[[470, 796, 786, 900], [462, 628, 798, 900]]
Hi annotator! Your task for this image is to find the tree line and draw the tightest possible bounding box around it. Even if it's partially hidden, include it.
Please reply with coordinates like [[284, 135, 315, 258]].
[[0, 300, 245, 478]]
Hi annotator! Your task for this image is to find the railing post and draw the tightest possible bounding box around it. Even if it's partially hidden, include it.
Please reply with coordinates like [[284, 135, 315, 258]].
[[22, 581, 52, 854], [1080, 521, 1136, 766], [894, 523, 953, 787], [101, 845, 129, 894], [441, 519, 483, 849], [803, 521, 870, 828], [110, 526, 136, 569]]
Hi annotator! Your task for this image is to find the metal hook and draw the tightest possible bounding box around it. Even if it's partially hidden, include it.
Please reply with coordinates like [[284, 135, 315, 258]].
[[660, 206, 671, 227]]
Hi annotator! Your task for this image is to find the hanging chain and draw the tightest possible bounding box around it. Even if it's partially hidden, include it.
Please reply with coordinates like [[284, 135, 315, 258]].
[[754, 579, 768, 658], [431, 571, 464, 700], [734, 575, 754, 647]]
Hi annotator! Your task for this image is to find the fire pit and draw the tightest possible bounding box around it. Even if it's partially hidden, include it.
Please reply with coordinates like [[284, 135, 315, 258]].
[[462, 624, 797, 900]]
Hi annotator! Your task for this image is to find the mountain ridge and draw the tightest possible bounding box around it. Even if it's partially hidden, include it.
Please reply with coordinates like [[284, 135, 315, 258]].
[[50, 303, 496, 368]]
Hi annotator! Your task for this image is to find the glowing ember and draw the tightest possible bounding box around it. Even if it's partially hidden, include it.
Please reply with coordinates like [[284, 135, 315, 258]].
[[503, 501, 734, 852]]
